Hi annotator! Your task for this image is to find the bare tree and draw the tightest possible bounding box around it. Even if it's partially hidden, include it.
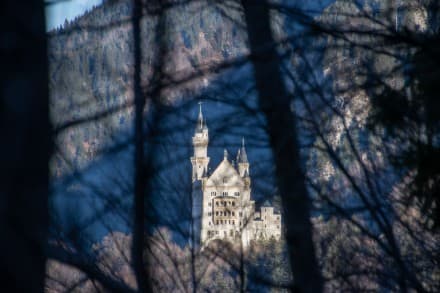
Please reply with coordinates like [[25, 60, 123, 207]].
[[241, 1, 322, 292]]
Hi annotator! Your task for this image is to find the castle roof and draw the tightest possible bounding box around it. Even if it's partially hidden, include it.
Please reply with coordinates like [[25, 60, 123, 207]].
[[205, 154, 245, 188]]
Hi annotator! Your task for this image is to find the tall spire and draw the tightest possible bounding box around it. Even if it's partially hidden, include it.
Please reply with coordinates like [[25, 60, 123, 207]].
[[196, 101, 204, 132], [239, 137, 248, 163], [199, 101, 203, 119]]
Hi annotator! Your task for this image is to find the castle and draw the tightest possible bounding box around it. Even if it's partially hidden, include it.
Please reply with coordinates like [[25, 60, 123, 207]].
[[191, 104, 282, 247]]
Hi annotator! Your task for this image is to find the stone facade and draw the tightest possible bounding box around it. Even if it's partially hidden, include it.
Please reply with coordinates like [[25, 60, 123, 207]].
[[191, 105, 282, 247]]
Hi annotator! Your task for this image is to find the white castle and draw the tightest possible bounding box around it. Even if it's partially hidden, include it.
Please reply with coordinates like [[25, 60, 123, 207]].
[[191, 104, 282, 247]]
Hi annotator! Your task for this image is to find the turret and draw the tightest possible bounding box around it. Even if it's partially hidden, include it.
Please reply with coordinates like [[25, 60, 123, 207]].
[[191, 102, 210, 182], [237, 138, 249, 177]]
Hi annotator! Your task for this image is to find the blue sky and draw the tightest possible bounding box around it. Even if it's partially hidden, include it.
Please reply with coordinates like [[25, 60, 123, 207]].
[[45, 0, 102, 31]]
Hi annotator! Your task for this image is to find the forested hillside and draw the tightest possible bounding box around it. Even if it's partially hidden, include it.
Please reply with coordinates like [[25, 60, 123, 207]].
[[44, 0, 440, 292]]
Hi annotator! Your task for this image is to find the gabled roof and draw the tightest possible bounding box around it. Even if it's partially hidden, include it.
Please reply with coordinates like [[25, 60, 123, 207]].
[[205, 157, 244, 188]]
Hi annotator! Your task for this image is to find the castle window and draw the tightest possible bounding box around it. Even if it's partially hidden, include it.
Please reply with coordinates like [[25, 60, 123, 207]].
[[216, 220, 219, 225], [223, 201, 226, 206], [232, 212, 235, 216], [232, 202, 235, 206], [232, 220, 235, 225], [216, 202, 219, 206], [234, 192, 239, 196], [211, 192, 216, 196], [215, 211, 218, 216], [220, 220, 223, 224]]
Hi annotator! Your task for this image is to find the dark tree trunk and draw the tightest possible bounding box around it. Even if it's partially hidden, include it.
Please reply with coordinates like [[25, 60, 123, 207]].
[[240, 1, 322, 292], [0, 0, 50, 292], [132, 1, 167, 292], [132, 0, 149, 291]]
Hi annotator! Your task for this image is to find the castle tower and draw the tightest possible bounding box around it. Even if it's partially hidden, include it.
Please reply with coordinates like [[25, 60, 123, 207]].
[[191, 102, 210, 182], [237, 138, 249, 177]]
